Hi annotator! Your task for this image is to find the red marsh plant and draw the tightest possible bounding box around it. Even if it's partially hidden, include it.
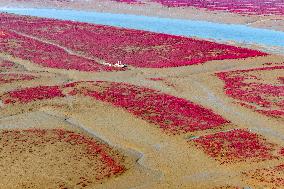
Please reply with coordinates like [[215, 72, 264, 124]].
[[279, 147, 284, 156], [1, 81, 230, 134], [212, 186, 241, 189], [148, 77, 176, 88], [0, 13, 267, 69], [151, 0, 284, 16], [72, 81, 230, 133], [280, 77, 284, 84], [0, 29, 122, 72], [113, 0, 143, 4], [0, 73, 36, 84], [0, 59, 26, 72], [0, 128, 126, 188], [51, 128, 125, 177], [216, 66, 284, 118], [243, 164, 284, 188], [2, 85, 64, 104], [192, 129, 277, 164]]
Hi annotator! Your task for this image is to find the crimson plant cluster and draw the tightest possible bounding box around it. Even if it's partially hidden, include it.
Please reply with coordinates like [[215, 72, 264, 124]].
[[0, 128, 126, 187], [116, 0, 284, 15], [1, 81, 230, 134], [0, 13, 267, 70], [216, 66, 284, 118], [0, 29, 119, 72]]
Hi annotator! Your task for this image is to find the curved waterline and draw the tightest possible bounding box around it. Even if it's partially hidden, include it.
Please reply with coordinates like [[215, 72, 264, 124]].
[[0, 7, 284, 54]]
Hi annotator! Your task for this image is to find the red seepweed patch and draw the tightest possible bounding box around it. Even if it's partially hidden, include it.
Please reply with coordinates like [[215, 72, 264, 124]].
[[1, 81, 229, 134], [0, 13, 267, 69], [0, 60, 16, 70], [279, 147, 284, 156], [193, 129, 277, 163], [151, 0, 284, 16], [77, 81, 230, 133], [0, 128, 126, 187], [243, 163, 284, 188], [148, 77, 176, 88], [0, 59, 27, 72], [51, 128, 125, 177], [0, 73, 35, 84], [113, 0, 144, 4], [3, 85, 64, 104], [0, 29, 121, 72], [212, 186, 241, 189], [216, 66, 284, 118], [148, 77, 164, 81]]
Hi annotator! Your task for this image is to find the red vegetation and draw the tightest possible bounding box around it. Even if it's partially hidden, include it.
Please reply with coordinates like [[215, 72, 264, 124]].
[[263, 62, 284, 66], [212, 186, 241, 189], [0, 13, 267, 69], [1, 81, 229, 133], [216, 66, 284, 118], [243, 164, 284, 188], [0, 29, 120, 72], [280, 77, 284, 84], [279, 147, 284, 156], [0, 73, 35, 84], [0, 128, 125, 186], [148, 77, 164, 81], [0, 59, 26, 72], [3, 85, 64, 103], [75, 81, 229, 133], [151, 0, 284, 15], [51, 128, 125, 177], [193, 129, 276, 163], [113, 0, 143, 4], [148, 77, 175, 88], [0, 60, 14, 68]]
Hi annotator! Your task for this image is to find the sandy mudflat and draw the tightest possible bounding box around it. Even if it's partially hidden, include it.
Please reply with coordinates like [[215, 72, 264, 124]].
[[0, 52, 283, 188], [0, 2, 283, 189]]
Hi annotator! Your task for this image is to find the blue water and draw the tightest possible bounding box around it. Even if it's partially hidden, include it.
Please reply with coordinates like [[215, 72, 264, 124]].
[[0, 8, 284, 52]]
